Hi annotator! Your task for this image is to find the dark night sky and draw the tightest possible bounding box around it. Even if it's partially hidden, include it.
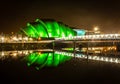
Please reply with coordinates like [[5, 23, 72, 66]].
[[1, 0, 120, 33]]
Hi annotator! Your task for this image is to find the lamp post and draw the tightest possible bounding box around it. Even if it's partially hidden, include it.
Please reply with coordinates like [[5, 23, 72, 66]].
[[94, 26, 99, 31], [93, 26, 100, 34]]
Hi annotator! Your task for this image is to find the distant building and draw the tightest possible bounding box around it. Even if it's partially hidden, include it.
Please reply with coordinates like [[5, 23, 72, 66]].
[[85, 30, 101, 35], [73, 29, 86, 36]]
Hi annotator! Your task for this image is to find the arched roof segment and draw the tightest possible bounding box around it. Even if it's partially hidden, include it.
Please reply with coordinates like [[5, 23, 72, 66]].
[[21, 19, 77, 38]]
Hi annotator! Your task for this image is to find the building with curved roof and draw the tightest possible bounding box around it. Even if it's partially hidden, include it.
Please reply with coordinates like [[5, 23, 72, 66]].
[[20, 19, 77, 38]]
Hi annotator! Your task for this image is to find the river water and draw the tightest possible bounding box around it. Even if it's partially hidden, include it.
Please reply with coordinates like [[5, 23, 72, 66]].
[[0, 49, 120, 83]]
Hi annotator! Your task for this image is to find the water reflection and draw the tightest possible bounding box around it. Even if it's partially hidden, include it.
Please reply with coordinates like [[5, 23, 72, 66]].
[[0, 50, 120, 70], [25, 52, 71, 70], [56, 51, 120, 63], [0, 49, 72, 70], [0, 50, 33, 60], [0, 49, 52, 60]]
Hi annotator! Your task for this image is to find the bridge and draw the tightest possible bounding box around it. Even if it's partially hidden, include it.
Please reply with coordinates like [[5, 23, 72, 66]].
[[53, 34, 120, 53], [55, 34, 120, 41], [1, 34, 120, 43], [0, 35, 53, 43], [1, 34, 120, 51], [54, 34, 120, 45]]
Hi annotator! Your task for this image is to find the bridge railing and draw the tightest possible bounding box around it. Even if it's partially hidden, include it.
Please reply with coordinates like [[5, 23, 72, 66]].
[[55, 34, 120, 41], [0, 35, 54, 43]]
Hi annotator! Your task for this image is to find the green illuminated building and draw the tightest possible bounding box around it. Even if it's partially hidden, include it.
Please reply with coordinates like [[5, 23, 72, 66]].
[[20, 19, 77, 38]]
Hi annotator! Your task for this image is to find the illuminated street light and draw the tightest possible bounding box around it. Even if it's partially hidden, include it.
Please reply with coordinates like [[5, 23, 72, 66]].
[[23, 37, 28, 41], [1, 37, 5, 42], [94, 26, 99, 31], [1, 37, 4, 41], [1, 52, 4, 56], [12, 36, 18, 41], [18, 37, 22, 40], [29, 38, 33, 41], [93, 26, 101, 34]]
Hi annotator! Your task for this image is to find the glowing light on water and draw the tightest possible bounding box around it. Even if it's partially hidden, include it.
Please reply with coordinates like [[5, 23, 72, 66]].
[[55, 51, 120, 64], [1, 52, 4, 56], [25, 52, 72, 70]]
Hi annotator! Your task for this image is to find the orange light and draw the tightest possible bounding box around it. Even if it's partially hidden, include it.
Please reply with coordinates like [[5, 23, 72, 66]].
[[38, 52, 41, 54], [38, 37, 41, 40]]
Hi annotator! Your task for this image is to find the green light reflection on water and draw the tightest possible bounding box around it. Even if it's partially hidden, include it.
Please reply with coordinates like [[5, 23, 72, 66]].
[[25, 52, 72, 70]]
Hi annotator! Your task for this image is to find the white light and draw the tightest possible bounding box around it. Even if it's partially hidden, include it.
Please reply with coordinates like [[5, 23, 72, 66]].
[[92, 35, 96, 39], [105, 34, 108, 37], [29, 50, 33, 53], [68, 34, 72, 37], [115, 59, 118, 63], [100, 35, 104, 38], [55, 38, 60, 40], [94, 26, 99, 31], [105, 58, 108, 62], [101, 57, 104, 61], [93, 56, 97, 60], [88, 35, 91, 39], [110, 34, 113, 37], [18, 37, 22, 40], [1, 37, 4, 41], [13, 53, 17, 57], [13, 37, 18, 41], [110, 58, 113, 62], [25, 52, 28, 55], [89, 56, 92, 59], [115, 34, 118, 37], [24, 37, 28, 41], [1, 52, 4, 56], [96, 57, 99, 60], [18, 51, 22, 54]]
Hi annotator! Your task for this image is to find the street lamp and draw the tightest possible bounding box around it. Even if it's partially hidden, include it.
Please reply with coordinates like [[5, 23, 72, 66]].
[[1, 37, 4, 42], [94, 26, 99, 31], [93, 26, 100, 34]]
